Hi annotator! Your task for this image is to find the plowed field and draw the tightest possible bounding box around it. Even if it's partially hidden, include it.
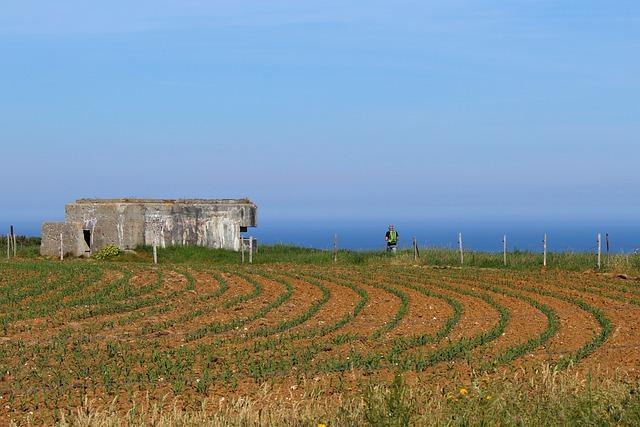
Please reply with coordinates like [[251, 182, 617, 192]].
[[1, 260, 639, 424]]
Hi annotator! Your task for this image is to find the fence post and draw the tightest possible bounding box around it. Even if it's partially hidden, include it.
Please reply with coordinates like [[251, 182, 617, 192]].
[[6, 231, 9, 260], [60, 233, 64, 261], [333, 234, 338, 263], [241, 238, 245, 263], [543, 233, 548, 267], [503, 234, 507, 267], [153, 242, 158, 265], [597, 233, 602, 270], [249, 236, 253, 264], [413, 236, 418, 261], [10, 225, 16, 258], [458, 232, 464, 265], [606, 233, 610, 266]]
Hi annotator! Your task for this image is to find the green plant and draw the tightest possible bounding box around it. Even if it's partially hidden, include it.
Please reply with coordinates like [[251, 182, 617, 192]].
[[93, 244, 123, 260], [364, 373, 415, 426]]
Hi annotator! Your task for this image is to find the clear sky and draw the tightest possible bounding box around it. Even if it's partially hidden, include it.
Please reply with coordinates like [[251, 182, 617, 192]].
[[1, 1, 639, 230]]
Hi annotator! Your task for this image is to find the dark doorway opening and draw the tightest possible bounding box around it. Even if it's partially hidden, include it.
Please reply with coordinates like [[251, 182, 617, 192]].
[[83, 230, 91, 251]]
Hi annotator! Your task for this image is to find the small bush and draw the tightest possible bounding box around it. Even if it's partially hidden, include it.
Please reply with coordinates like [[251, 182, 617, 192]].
[[93, 244, 122, 260]]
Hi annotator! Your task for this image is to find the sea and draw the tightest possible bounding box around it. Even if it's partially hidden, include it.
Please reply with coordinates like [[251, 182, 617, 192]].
[[8, 219, 640, 253], [250, 220, 640, 253]]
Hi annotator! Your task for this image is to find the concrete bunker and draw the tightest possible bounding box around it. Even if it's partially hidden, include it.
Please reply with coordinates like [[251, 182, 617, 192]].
[[41, 198, 257, 257]]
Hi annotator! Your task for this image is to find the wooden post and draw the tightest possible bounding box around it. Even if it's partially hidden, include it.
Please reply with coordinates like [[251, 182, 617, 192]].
[[241, 238, 245, 263], [503, 234, 507, 267], [9, 226, 13, 255], [60, 233, 64, 261], [543, 233, 548, 267], [11, 225, 16, 258], [413, 236, 417, 261], [597, 233, 602, 270], [153, 244, 158, 265], [249, 236, 253, 264], [606, 233, 610, 266], [333, 234, 338, 263], [8, 230, 12, 259], [458, 232, 464, 265]]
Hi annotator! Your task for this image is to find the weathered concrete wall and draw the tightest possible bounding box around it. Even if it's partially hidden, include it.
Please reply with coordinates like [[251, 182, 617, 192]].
[[64, 202, 146, 251], [41, 199, 257, 257], [41, 222, 79, 257]]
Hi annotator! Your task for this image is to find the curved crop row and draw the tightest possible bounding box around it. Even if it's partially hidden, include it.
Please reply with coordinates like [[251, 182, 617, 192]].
[[141, 270, 230, 334], [274, 269, 506, 376], [185, 272, 293, 341], [405, 267, 613, 371], [396, 269, 560, 372], [0, 262, 627, 421]]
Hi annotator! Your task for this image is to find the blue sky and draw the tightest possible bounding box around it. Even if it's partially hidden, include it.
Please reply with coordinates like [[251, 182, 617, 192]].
[[1, 1, 639, 232]]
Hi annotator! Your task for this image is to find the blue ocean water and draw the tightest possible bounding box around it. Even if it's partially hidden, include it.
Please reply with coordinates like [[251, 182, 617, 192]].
[[251, 220, 640, 253], [6, 219, 640, 253]]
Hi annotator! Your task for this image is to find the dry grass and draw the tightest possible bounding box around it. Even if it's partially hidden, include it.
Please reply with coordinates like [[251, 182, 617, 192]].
[[26, 366, 640, 426]]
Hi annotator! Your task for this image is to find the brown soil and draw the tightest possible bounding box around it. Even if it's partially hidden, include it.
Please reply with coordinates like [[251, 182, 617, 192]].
[[3, 263, 640, 425]]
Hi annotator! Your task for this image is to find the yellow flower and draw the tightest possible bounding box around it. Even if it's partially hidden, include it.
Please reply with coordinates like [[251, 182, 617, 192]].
[[318, 424, 327, 427], [459, 387, 468, 396], [486, 395, 492, 401]]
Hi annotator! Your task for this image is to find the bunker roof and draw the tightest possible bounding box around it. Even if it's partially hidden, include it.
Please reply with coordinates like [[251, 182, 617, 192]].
[[75, 198, 255, 205]]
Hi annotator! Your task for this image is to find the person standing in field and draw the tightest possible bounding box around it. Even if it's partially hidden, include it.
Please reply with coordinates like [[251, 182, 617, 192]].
[[385, 224, 398, 253]]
